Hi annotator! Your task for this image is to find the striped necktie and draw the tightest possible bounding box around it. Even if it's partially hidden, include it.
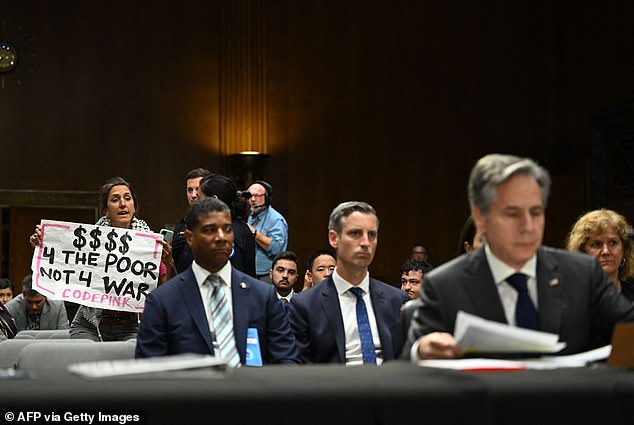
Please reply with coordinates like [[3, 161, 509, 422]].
[[207, 274, 241, 367]]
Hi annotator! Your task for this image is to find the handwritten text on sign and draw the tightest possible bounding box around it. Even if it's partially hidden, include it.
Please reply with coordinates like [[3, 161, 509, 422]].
[[31, 220, 162, 312]]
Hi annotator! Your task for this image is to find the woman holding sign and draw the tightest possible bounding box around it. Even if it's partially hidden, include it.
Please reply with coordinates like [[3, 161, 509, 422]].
[[30, 176, 175, 341]]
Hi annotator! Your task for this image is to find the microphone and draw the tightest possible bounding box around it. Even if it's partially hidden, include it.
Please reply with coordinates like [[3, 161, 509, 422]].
[[252, 204, 266, 209]]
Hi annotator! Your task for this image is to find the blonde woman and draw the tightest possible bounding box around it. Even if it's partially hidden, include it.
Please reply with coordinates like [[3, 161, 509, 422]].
[[566, 209, 634, 301]]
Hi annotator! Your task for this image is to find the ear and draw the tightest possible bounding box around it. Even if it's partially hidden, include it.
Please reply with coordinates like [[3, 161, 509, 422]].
[[328, 229, 339, 250], [184, 229, 193, 247]]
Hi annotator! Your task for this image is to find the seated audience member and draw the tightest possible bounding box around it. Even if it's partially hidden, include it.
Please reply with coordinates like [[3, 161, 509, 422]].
[[411, 243, 430, 264], [457, 215, 484, 255], [173, 168, 211, 273], [269, 251, 299, 310], [289, 201, 408, 365], [399, 259, 433, 300], [0, 301, 17, 340], [199, 174, 257, 278], [0, 278, 14, 304], [302, 248, 336, 291], [136, 197, 299, 365], [566, 209, 634, 301], [6, 274, 69, 331], [405, 154, 634, 361]]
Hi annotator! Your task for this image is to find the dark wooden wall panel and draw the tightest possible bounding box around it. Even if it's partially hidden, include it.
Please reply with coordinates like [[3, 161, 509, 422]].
[[1, 1, 634, 283]]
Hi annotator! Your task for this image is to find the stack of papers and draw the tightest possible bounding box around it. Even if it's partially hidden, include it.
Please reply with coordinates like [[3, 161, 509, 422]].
[[454, 311, 566, 354], [67, 353, 227, 379]]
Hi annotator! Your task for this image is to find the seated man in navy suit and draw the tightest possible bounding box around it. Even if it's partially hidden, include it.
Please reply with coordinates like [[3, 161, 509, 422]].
[[405, 154, 634, 360], [288, 201, 408, 365], [136, 197, 299, 365]]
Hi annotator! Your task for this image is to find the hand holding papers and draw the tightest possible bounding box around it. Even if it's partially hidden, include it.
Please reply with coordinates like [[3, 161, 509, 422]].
[[454, 311, 566, 354], [418, 312, 612, 371]]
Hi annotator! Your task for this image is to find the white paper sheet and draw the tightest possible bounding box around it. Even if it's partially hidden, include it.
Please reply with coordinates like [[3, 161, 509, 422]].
[[454, 310, 566, 353]]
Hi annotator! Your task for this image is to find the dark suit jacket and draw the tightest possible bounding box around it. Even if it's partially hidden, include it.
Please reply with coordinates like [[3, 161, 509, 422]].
[[404, 246, 634, 356], [288, 276, 408, 363], [135, 266, 299, 364]]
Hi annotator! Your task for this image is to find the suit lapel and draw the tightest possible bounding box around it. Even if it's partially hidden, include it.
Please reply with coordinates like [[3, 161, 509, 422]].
[[463, 249, 508, 323], [178, 269, 214, 353], [368, 279, 394, 359], [535, 248, 563, 334], [41, 300, 52, 329], [319, 278, 346, 362], [230, 268, 249, 361]]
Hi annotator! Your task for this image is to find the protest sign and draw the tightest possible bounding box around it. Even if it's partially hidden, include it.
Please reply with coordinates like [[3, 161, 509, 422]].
[[31, 219, 163, 313]]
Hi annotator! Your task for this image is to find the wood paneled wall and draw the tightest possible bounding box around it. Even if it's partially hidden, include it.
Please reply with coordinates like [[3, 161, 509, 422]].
[[1, 1, 634, 284]]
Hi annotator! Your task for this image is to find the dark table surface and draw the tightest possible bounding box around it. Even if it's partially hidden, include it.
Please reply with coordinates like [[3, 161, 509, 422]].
[[1, 361, 633, 425]]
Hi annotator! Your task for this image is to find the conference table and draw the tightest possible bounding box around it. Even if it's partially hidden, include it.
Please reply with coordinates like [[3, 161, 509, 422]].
[[1, 361, 633, 425]]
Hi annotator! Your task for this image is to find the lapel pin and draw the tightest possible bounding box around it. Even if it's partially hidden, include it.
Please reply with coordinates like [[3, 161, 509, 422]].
[[241, 282, 247, 289], [549, 278, 559, 287]]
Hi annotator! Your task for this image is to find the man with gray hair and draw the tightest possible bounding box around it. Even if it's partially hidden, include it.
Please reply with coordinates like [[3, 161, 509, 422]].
[[289, 201, 407, 365], [405, 153, 634, 360]]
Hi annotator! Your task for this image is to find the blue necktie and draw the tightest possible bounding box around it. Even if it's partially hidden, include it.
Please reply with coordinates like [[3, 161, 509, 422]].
[[279, 297, 289, 314], [349, 287, 377, 365], [506, 273, 538, 330]]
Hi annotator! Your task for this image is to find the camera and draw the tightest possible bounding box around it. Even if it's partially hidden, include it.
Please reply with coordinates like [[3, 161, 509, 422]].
[[237, 190, 252, 200]]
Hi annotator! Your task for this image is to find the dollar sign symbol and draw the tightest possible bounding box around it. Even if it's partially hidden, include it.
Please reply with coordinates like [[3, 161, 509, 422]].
[[73, 226, 87, 250], [89, 228, 102, 251], [119, 232, 132, 255], [105, 229, 118, 252]]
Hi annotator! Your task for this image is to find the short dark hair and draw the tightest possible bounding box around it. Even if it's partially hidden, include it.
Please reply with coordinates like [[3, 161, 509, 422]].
[[21, 274, 39, 297], [186, 168, 211, 181], [457, 216, 477, 255], [307, 248, 336, 272], [272, 250, 299, 269], [99, 176, 139, 216], [400, 259, 433, 276], [0, 278, 13, 292], [184, 197, 231, 231], [200, 174, 237, 207]]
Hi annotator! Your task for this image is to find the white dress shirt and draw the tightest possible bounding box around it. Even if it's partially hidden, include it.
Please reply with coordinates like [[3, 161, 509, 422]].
[[484, 243, 538, 326], [332, 270, 383, 366]]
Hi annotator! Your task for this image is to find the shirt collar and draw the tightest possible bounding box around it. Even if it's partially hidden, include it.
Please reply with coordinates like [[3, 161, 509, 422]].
[[251, 207, 268, 218], [332, 269, 370, 295], [484, 243, 537, 285], [192, 260, 233, 288], [276, 291, 293, 301]]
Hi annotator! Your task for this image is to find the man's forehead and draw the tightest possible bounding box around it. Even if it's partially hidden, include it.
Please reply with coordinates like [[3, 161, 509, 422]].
[[342, 212, 378, 227], [186, 177, 202, 188], [198, 211, 231, 225], [275, 259, 297, 270], [248, 183, 266, 193]]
